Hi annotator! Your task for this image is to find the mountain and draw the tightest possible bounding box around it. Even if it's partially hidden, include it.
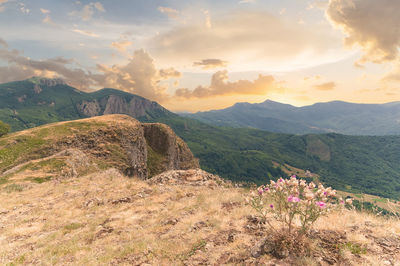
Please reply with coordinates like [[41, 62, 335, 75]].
[[2, 78, 400, 200], [184, 99, 400, 135], [0, 77, 175, 131]]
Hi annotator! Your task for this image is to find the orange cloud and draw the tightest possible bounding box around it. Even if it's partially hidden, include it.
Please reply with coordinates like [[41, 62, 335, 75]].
[[327, 0, 400, 64], [158, 6, 179, 19], [193, 59, 228, 69], [313, 82, 336, 91], [175, 70, 281, 98], [92, 50, 179, 101], [111, 40, 133, 55], [0, 41, 176, 102], [159, 68, 181, 79], [72, 29, 99, 37]]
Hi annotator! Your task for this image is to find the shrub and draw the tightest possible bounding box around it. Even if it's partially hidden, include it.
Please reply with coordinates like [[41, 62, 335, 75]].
[[247, 175, 352, 236], [0, 120, 10, 137]]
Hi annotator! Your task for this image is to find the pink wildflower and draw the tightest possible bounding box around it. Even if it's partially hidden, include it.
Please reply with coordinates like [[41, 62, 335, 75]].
[[269, 204, 274, 209], [288, 195, 300, 202], [316, 201, 326, 208]]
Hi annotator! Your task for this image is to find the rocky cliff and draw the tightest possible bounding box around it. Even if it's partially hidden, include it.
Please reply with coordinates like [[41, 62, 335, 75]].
[[0, 114, 198, 182], [76, 93, 170, 120]]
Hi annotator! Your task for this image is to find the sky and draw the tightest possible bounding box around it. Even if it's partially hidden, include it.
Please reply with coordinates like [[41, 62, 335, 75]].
[[0, 0, 400, 112]]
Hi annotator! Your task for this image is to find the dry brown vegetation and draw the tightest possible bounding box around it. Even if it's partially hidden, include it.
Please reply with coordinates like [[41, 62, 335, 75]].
[[1, 168, 399, 265]]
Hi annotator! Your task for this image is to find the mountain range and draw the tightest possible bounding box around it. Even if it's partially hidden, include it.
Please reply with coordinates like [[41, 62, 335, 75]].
[[1, 78, 400, 200], [184, 99, 400, 135]]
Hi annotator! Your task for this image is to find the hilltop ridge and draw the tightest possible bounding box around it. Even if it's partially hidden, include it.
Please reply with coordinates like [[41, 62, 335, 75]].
[[0, 114, 198, 183]]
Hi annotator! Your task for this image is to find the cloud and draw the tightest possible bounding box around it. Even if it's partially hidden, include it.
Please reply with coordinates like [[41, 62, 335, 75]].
[[158, 6, 179, 19], [159, 68, 181, 79], [202, 9, 212, 28], [0, 0, 8, 12], [72, 29, 99, 37], [0, 41, 177, 102], [19, 3, 29, 14], [0, 41, 288, 104], [39, 8, 56, 25], [111, 40, 133, 55], [92, 49, 176, 101], [150, 10, 344, 71], [307, 0, 328, 10], [382, 64, 400, 82], [0, 40, 93, 89], [313, 81, 336, 91], [40, 8, 50, 14], [94, 2, 105, 12], [239, 0, 256, 3], [175, 70, 282, 98], [69, 2, 105, 21], [193, 59, 228, 69], [304, 75, 321, 81], [0, 38, 8, 48], [327, 0, 400, 64]]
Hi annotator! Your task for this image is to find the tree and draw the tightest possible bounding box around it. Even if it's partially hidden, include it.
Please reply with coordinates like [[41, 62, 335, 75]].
[[0, 120, 10, 137]]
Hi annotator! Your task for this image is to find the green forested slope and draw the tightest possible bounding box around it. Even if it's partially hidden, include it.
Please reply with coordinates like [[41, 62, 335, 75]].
[[154, 116, 400, 200]]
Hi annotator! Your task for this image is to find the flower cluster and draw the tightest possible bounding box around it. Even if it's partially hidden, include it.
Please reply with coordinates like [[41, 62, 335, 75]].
[[248, 175, 352, 235]]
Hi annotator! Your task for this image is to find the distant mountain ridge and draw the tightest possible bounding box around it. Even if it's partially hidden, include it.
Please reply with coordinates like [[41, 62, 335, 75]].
[[184, 99, 400, 135], [0, 77, 175, 131]]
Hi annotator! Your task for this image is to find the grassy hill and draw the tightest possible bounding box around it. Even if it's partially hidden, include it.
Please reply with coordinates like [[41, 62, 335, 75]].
[[0, 115, 198, 188], [1, 167, 399, 265]]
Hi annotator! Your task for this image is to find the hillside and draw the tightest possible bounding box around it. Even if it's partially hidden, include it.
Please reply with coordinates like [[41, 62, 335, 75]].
[[0, 115, 198, 185], [154, 116, 400, 200], [0, 77, 175, 131], [1, 167, 399, 265], [184, 99, 400, 135]]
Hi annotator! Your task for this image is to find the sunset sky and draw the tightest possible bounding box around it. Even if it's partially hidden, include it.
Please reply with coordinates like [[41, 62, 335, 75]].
[[0, 0, 400, 112]]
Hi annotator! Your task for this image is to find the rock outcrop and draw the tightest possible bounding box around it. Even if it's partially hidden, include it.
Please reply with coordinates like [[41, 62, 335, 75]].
[[29, 77, 67, 95], [77, 100, 101, 117], [76, 94, 169, 120], [143, 123, 199, 173], [35, 77, 67, 87], [147, 169, 224, 187]]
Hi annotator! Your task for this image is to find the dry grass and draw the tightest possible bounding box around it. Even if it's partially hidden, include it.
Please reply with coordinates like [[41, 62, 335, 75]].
[[1, 169, 399, 265]]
